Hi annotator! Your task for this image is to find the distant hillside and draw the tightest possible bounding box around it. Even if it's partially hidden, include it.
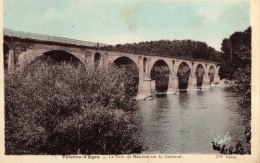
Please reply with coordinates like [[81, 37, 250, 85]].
[[103, 40, 222, 62]]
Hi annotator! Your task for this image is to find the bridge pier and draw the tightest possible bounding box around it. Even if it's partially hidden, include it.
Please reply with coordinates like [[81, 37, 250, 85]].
[[167, 75, 178, 94], [136, 78, 155, 100], [188, 76, 197, 90], [213, 75, 220, 84], [213, 66, 220, 84], [203, 75, 211, 86]]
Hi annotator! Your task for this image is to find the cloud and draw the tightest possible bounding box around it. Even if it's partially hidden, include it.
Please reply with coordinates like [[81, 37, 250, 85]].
[[197, 7, 224, 23]]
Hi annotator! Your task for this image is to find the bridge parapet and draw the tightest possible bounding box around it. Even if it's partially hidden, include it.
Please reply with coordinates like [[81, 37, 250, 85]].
[[4, 29, 110, 48]]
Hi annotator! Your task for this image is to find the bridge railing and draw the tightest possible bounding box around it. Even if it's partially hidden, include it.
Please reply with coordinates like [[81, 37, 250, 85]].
[[3, 29, 110, 48]]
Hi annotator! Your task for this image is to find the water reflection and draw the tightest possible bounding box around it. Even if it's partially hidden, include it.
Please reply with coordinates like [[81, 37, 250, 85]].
[[178, 92, 190, 109], [197, 90, 204, 96], [155, 94, 168, 98], [141, 95, 172, 153], [139, 87, 249, 153]]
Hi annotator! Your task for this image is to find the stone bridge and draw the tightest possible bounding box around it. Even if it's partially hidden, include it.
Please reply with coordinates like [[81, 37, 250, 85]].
[[3, 29, 220, 99]]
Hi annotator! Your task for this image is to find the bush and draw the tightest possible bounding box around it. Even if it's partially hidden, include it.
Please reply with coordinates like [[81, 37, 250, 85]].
[[234, 65, 251, 109], [5, 61, 142, 154]]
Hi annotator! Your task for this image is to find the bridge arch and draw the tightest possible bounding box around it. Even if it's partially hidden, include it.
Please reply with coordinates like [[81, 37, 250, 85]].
[[206, 64, 217, 72], [175, 61, 192, 72], [149, 58, 173, 76], [208, 65, 216, 84], [33, 50, 83, 65], [113, 56, 139, 96], [195, 62, 206, 72], [20, 50, 85, 70], [195, 63, 205, 89], [94, 52, 101, 69], [17, 47, 86, 68], [150, 59, 171, 92], [177, 62, 191, 90], [110, 55, 139, 68], [29, 44, 86, 63]]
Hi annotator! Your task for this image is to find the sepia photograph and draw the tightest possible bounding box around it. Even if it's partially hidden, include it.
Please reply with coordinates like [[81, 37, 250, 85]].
[[0, 0, 259, 162]]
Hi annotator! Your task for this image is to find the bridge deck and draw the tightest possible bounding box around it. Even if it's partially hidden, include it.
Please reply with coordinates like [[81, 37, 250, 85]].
[[3, 29, 220, 64]]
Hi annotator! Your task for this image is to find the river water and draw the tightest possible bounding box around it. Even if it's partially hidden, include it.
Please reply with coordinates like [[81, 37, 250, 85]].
[[138, 86, 250, 154]]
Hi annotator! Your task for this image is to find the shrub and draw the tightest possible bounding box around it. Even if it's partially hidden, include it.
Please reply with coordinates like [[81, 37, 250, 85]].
[[5, 61, 142, 154]]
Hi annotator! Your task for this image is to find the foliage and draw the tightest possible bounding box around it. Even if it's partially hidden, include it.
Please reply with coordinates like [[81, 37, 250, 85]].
[[210, 27, 252, 155], [219, 27, 251, 108], [5, 62, 142, 154], [233, 43, 251, 108], [104, 40, 222, 61], [233, 65, 251, 108], [219, 27, 251, 80]]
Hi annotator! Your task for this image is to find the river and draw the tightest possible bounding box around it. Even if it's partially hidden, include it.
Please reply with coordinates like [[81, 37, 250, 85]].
[[138, 86, 250, 154]]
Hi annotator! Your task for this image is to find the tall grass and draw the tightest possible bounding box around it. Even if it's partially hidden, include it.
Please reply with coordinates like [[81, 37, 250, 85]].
[[5, 61, 142, 154]]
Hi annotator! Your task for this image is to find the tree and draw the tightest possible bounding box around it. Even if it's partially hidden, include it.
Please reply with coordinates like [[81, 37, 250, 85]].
[[219, 27, 251, 80], [110, 40, 220, 61], [220, 27, 251, 108], [5, 62, 142, 154]]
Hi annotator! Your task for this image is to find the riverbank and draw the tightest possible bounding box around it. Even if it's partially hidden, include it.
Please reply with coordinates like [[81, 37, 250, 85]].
[[218, 79, 235, 87]]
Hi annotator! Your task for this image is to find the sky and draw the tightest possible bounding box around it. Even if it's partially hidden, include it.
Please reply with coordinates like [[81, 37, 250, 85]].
[[3, 0, 250, 50]]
